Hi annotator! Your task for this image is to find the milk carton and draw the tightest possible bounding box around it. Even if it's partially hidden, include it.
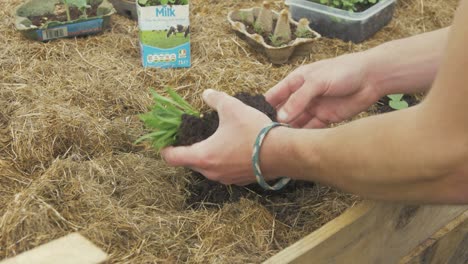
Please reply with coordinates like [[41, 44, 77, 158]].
[[136, 1, 190, 68]]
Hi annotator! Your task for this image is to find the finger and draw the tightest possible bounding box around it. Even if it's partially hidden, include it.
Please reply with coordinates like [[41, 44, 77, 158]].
[[265, 74, 305, 108], [277, 80, 324, 123], [161, 145, 203, 167], [303, 117, 328, 129], [202, 89, 228, 111], [290, 112, 313, 128]]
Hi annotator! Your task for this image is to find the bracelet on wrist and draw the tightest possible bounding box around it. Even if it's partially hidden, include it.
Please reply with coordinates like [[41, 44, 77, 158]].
[[252, 122, 291, 191]]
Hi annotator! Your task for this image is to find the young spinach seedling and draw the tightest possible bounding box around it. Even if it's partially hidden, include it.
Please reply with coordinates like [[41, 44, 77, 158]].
[[253, 22, 264, 35], [63, 0, 91, 21], [313, 0, 379, 11], [136, 87, 200, 150], [268, 34, 286, 47], [138, 0, 181, 6], [387, 94, 409, 110]]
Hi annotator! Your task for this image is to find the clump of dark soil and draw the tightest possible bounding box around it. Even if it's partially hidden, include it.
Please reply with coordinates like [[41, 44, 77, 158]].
[[175, 93, 276, 146], [373, 94, 420, 114], [28, 4, 100, 27], [174, 93, 315, 223]]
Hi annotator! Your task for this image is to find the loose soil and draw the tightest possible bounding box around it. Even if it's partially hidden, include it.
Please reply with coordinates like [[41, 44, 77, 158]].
[[174, 93, 315, 223], [28, 3, 100, 27], [373, 94, 420, 114]]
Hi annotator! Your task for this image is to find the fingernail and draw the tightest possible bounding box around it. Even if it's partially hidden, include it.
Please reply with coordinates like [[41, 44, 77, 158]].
[[278, 109, 288, 121], [203, 89, 214, 100]]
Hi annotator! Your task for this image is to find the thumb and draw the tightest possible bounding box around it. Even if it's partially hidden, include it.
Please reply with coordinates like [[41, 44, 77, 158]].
[[277, 80, 323, 123], [202, 89, 238, 114], [161, 145, 203, 167]]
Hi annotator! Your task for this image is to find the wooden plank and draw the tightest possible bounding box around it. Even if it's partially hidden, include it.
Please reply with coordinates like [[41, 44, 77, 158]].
[[0, 233, 107, 264], [400, 211, 468, 264], [265, 202, 468, 264]]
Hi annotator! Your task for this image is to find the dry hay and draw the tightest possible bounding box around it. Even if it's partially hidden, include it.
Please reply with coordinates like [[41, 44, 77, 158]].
[[0, 0, 458, 263]]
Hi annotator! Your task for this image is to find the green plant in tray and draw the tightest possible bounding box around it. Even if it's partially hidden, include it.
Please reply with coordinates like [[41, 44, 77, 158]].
[[387, 94, 409, 110], [138, 0, 189, 6], [296, 27, 313, 38], [311, 0, 379, 11], [269, 34, 286, 47], [136, 87, 200, 150], [63, 0, 90, 21], [253, 22, 264, 35]]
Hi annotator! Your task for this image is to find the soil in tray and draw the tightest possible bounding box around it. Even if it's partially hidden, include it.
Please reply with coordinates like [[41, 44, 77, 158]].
[[174, 93, 315, 221], [28, 3, 100, 27], [372, 94, 420, 114]]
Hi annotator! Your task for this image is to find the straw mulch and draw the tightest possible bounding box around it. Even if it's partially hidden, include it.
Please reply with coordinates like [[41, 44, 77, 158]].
[[0, 0, 458, 263]]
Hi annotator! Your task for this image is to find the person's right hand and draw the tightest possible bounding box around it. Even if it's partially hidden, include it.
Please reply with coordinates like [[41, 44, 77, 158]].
[[266, 52, 382, 128]]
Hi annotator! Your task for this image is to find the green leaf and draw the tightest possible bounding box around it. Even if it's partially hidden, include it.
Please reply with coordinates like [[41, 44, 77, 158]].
[[137, 87, 199, 150], [64, 0, 89, 9], [151, 92, 185, 110], [389, 100, 409, 110], [165, 87, 198, 114], [310, 0, 379, 11], [387, 94, 404, 101], [135, 130, 167, 144]]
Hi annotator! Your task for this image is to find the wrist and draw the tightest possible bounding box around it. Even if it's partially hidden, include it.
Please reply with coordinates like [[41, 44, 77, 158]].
[[361, 44, 393, 98], [258, 126, 321, 182], [258, 126, 293, 180]]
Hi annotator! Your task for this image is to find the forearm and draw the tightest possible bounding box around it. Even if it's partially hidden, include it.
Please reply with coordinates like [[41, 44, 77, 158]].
[[262, 20, 468, 203], [262, 106, 467, 203], [364, 28, 449, 95]]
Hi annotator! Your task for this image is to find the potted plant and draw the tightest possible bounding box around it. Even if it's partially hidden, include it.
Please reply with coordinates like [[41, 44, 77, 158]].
[[228, 2, 321, 65], [15, 0, 115, 41], [137, 88, 314, 207], [285, 0, 397, 43]]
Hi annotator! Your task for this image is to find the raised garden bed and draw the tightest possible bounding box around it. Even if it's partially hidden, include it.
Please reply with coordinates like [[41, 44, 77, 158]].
[[286, 0, 396, 43], [15, 0, 115, 41], [1, 0, 464, 263]]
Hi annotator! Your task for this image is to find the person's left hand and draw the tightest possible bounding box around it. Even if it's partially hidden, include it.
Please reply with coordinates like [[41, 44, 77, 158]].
[[161, 89, 272, 185]]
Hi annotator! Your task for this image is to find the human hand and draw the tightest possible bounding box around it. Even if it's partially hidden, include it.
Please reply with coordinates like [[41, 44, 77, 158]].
[[161, 89, 272, 186], [266, 52, 382, 128]]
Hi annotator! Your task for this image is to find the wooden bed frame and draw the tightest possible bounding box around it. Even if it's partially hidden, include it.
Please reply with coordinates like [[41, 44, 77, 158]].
[[266, 202, 468, 264], [1, 202, 467, 264]]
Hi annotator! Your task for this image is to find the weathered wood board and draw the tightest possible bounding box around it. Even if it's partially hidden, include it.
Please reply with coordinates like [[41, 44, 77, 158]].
[[265, 202, 468, 264], [400, 210, 468, 264], [0, 233, 107, 264]]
